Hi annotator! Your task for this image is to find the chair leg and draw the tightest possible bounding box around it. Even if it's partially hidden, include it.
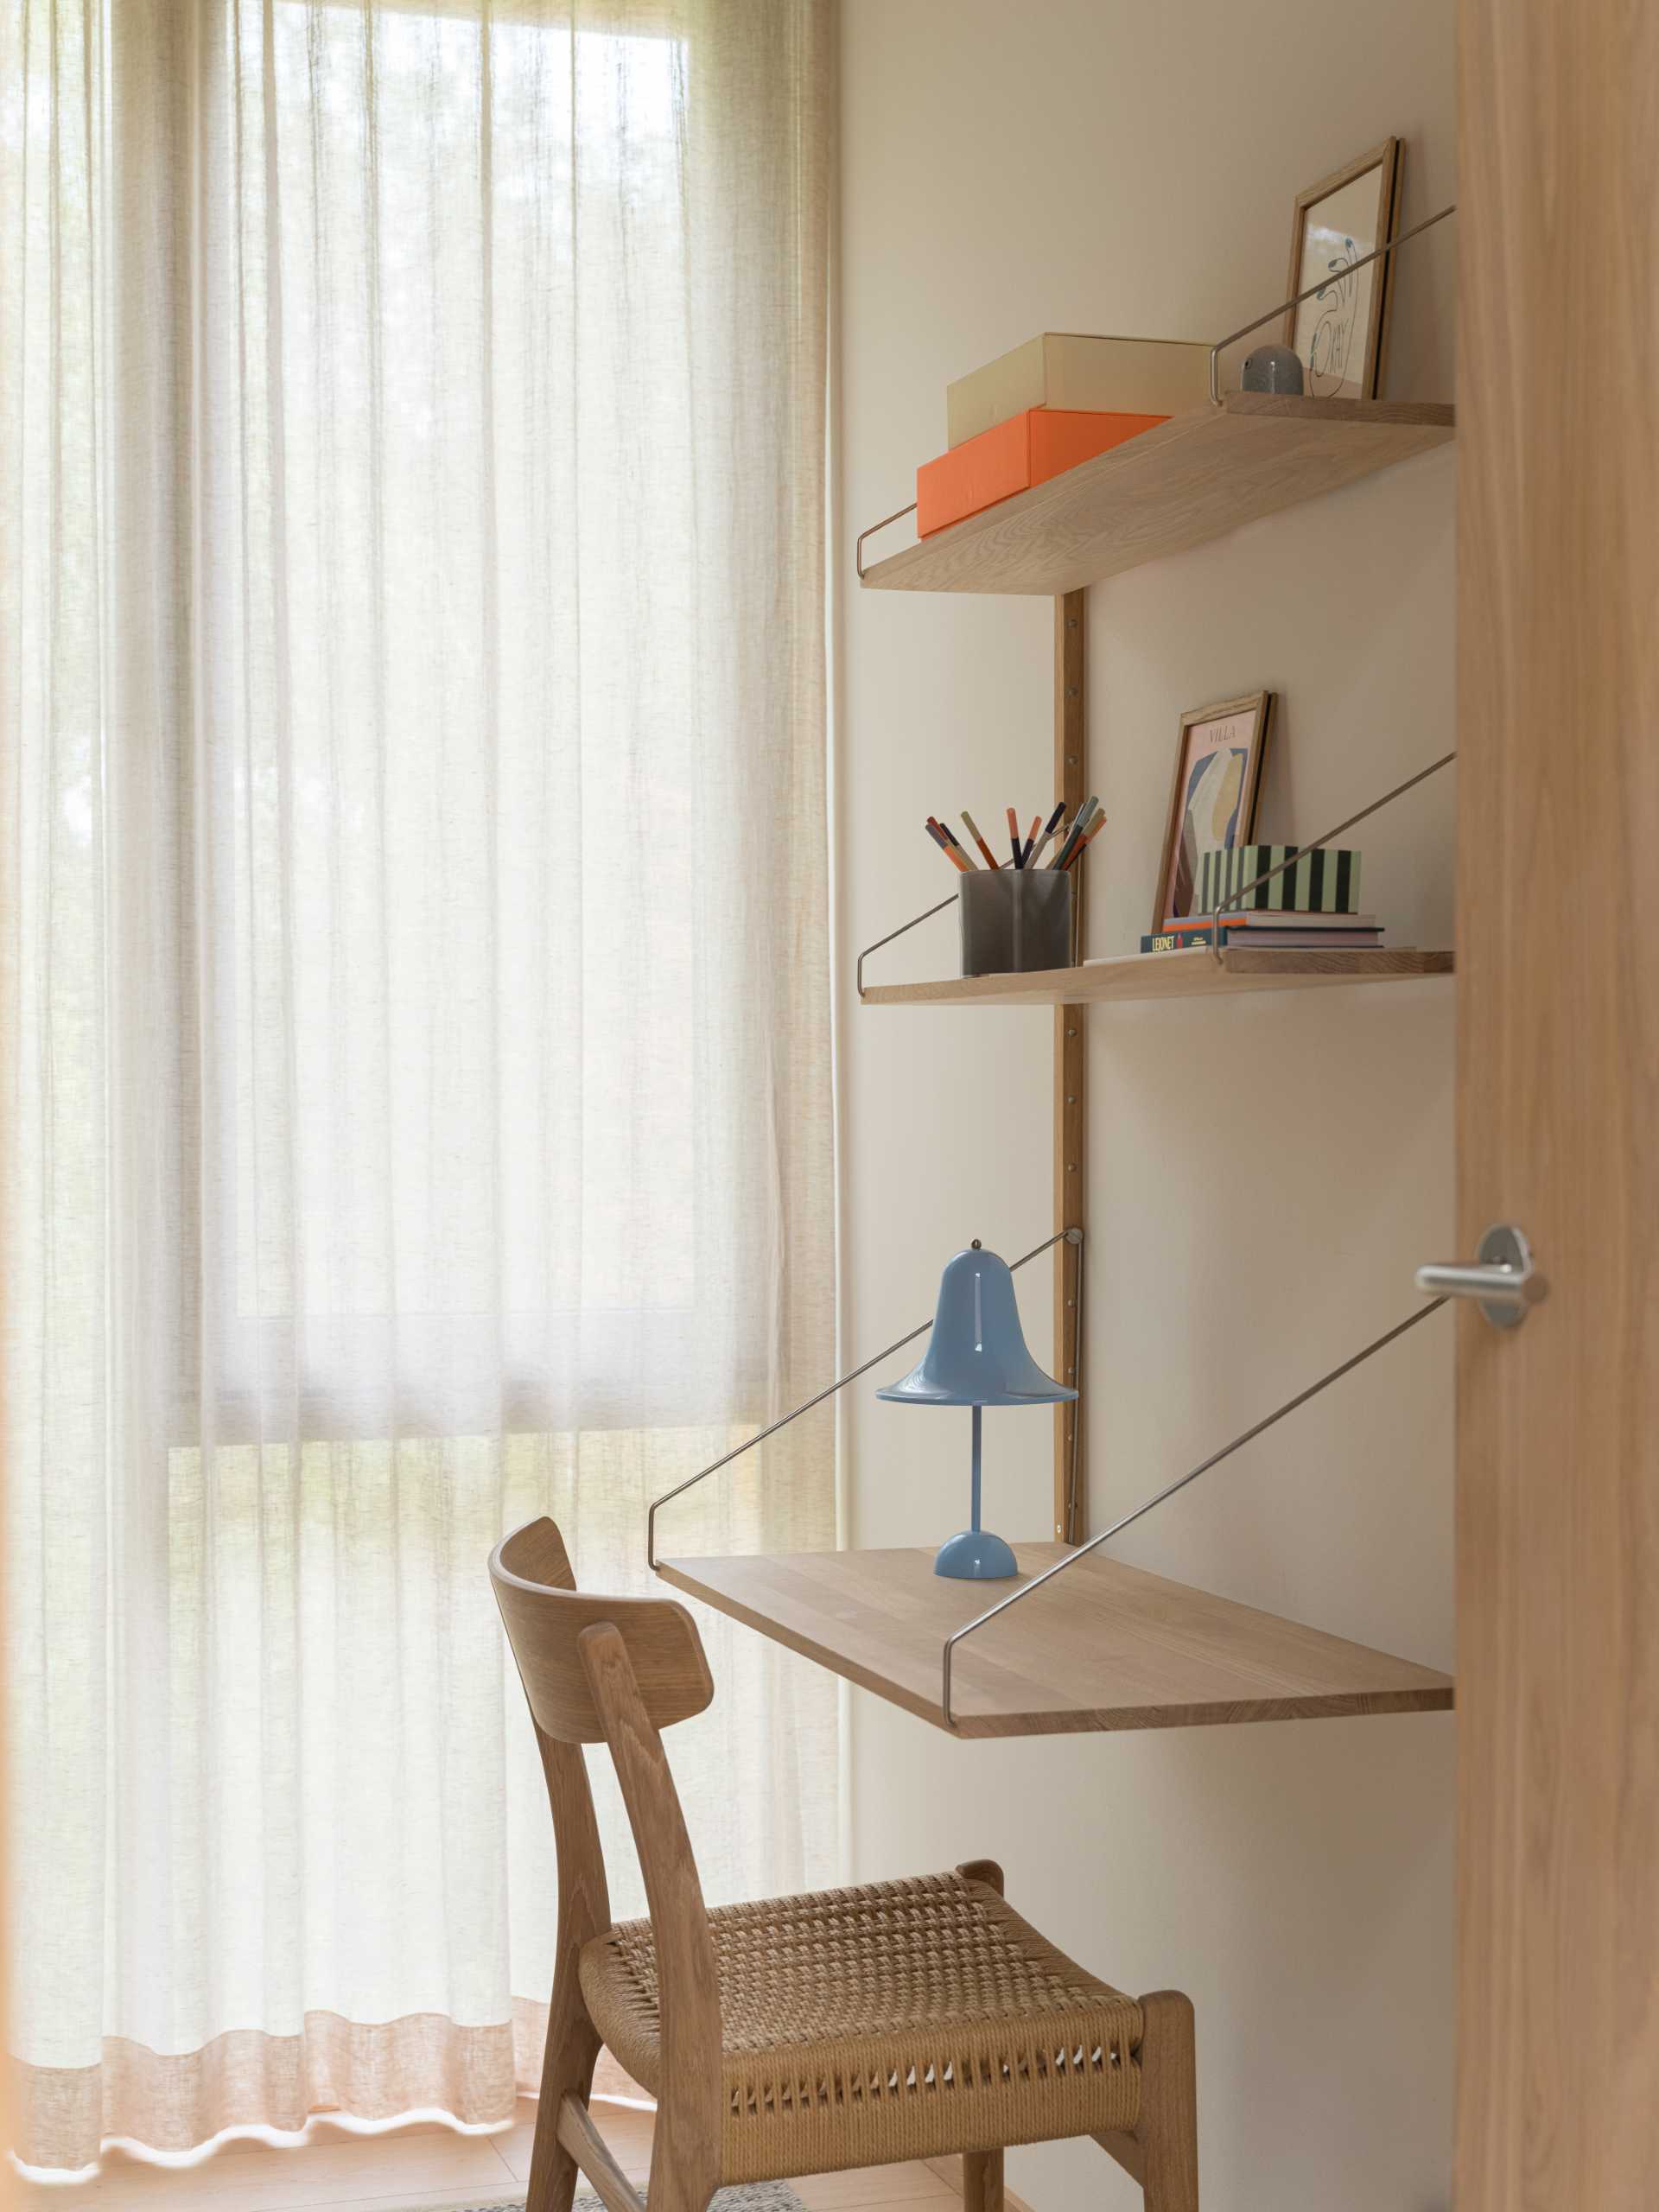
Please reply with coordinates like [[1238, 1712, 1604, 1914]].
[[525, 1996, 601, 2212], [955, 1871, 1004, 2210], [963, 2148, 1005, 2212], [644, 2112, 720, 2212], [525, 2091, 580, 2212], [1133, 1990, 1198, 2212], [526, 2092, 587, 2212], [645, 2174, 717, 2212]]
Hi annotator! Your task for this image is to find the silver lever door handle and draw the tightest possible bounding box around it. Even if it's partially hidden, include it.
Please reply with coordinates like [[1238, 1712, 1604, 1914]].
[[1416, 1223, 1547, 1329]]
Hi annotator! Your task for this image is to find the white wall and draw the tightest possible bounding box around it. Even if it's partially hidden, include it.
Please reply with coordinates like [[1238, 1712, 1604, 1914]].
[[836, 5, 1457, 2208]]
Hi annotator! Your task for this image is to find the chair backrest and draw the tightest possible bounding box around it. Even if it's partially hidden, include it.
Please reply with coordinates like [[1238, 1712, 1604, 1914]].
[[490, 1516, 715, 1743], [490, 1516, 724, 2195]]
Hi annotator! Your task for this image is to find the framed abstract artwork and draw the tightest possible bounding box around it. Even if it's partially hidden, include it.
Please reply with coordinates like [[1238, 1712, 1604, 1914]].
[[1284, 140, 1402, 400], [1151, 691, 1274, 929]]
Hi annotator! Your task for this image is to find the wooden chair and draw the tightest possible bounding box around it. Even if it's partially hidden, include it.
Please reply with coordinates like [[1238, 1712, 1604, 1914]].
[[491, 1517, 1199, 2212]]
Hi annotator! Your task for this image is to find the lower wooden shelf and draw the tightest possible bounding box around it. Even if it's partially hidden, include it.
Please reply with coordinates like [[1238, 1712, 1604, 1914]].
[[861, 944, 1453, 1008], [657, 1544, 1454, 1738]]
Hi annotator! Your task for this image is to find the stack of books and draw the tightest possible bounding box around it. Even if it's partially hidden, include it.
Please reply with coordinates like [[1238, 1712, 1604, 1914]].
[[1141, 845, 1383, 953], [1142, 912, 1384, 953], [917, 333, 1213, 537]]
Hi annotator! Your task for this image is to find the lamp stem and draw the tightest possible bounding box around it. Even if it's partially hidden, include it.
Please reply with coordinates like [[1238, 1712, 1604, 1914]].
[[970, 1403, 982, 1533]]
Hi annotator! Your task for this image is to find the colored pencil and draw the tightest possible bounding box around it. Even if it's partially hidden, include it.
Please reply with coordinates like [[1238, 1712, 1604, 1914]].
[[1050, 793, 1101, 870], [960, 809, 1000, 867], [959, 810, 1001, 870], [1027, 800, 1067, 868], [937, 817, 980, 868], [925, 819, 969, 872], [1049, 817, 1083, 871], [1024, 814, 1042, 866], [1074, 813, 1107, 861], [1006, 806, 1024, 868], [1061, 811, 1108, 868]]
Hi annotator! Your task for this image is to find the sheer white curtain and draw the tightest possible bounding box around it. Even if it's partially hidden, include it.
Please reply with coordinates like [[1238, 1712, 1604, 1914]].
[[2, 0, 836, 2172]]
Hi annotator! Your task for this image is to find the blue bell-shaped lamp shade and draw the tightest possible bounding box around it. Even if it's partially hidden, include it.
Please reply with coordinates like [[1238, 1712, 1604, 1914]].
[[876, 1245, 1075, 1582], [876, 1246, 1077, 1408]]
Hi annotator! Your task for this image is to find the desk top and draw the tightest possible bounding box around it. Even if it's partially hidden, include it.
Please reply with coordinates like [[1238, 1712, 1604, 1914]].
[[657, 1544, 1454, 1738]]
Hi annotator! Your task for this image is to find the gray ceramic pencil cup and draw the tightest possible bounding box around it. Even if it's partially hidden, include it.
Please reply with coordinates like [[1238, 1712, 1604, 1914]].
[[959, 868, 1074, 976]]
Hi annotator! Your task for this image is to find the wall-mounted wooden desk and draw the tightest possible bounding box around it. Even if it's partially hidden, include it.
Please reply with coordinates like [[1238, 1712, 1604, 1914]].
[[656, 1544, 1453, 1738]]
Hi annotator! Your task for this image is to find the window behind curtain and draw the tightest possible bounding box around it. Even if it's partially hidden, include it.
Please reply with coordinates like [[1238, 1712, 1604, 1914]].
[[3, 0, 836, 2172], [203, 3, 765, 1440]]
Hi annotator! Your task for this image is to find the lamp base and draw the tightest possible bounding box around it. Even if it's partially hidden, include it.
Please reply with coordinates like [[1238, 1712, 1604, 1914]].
[[933, 1529, 1020, 1581]]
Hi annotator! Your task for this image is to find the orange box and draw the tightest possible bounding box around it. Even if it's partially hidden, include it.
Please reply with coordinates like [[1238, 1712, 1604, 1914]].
[[915, 405, 1168, 536]]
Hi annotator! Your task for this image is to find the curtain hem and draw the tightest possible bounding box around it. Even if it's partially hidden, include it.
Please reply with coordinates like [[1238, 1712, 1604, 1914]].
[[10, 1997, 572, 2174]]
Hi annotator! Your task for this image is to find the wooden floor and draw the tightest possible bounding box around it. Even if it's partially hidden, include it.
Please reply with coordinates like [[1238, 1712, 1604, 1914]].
[[13, 2097, 964, 2212]]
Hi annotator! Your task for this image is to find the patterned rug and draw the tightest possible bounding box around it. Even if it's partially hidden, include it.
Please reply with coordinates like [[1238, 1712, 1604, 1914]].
[[428, 2189, 807, 2212]]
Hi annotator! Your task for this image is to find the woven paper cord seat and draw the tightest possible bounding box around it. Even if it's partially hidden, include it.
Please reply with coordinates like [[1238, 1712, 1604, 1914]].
[[580, 1868, 1144, 2181]]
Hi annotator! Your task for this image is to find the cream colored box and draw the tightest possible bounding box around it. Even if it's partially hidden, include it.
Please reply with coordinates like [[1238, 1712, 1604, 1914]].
[[945, 332, 1214, 448]]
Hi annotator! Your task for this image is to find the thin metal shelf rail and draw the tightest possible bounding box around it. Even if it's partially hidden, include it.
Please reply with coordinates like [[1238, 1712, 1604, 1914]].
[[1200, 202, 1457, 407], [646, 1259, 1452, 1730], [1198, 748, 1455, 958], [856, 746, 1456, 996], [855, 205, 1457, 580], [645, 1225, 1086, 1571], [938, 1292, 1447, 1727]]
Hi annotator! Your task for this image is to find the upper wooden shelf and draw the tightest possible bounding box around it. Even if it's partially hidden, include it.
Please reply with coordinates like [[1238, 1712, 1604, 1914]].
[[658, 1544, 1454, 1738], [859, 394, 1455, 595], [861, 944, 1453, 1008]]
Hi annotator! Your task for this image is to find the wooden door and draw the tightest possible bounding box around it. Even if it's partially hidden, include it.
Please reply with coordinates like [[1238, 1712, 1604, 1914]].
[[1457, 3, 1659, 2207]]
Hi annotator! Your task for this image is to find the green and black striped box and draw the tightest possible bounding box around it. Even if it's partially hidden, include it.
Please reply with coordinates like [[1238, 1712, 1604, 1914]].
[[1198, 844, 1362, 914]]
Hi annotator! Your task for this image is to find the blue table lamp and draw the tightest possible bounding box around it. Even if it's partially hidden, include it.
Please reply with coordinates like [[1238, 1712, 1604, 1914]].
[[877, 1242, 1077, 1580]]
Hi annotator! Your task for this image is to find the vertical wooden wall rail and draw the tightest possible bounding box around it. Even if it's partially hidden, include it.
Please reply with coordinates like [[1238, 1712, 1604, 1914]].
[[1053, 590, 1087, 1542]]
